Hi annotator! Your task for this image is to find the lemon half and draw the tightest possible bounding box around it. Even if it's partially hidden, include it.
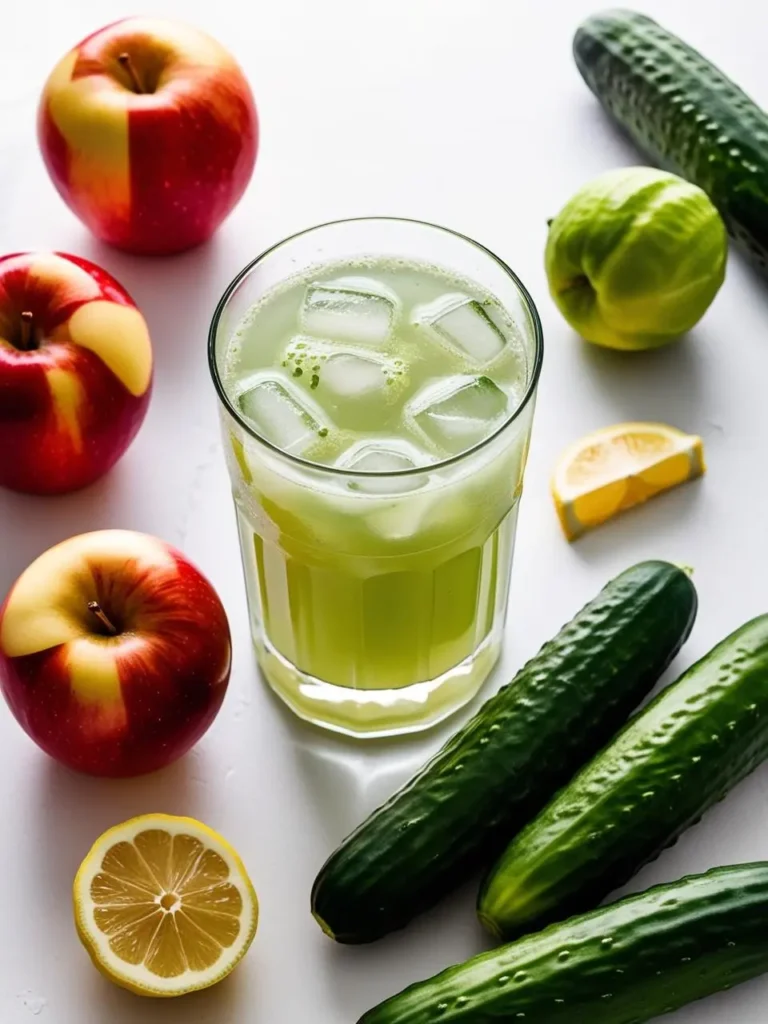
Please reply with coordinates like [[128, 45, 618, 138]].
[[552, 422, 705, 540], [73, 814, 258, 997]]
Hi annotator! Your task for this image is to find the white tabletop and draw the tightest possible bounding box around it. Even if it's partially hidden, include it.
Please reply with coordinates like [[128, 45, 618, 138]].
[[2, 0, 768, 1020]]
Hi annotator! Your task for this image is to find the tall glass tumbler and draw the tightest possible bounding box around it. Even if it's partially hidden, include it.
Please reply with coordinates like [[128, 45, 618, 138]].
[[209, 218, 543, 737]]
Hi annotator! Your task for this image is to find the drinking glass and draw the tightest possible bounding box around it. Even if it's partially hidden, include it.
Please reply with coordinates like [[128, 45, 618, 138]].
[[209, 218, 543, 737]]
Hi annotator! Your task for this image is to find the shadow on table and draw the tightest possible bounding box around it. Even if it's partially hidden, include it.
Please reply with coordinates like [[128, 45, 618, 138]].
[[27, 750, 214, 922], [72, 951, 256, 1024], [73, 232, 235, 391], [574, 327, 708, 428], [0, 468, 144, 588], [567, 473, 707, 564], [313, 872, 492, 1022]]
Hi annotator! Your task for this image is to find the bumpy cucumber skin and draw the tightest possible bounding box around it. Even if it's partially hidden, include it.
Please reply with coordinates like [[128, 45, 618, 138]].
[[479, 615, 768, 941], [311, 562, 697, 944], [359, 864, 768, 1024], [574, 10, 768, 273]]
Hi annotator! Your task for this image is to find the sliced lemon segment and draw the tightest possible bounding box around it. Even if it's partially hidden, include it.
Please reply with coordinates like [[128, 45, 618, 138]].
[[552, 422, 705, 540], [73, 814, 258, 997]]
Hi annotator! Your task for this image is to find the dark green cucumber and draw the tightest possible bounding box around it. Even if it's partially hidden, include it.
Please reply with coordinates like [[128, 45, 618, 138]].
[[574, 10, 768, 273], [359, 864, 768, 1024], [479, 615, 768, 941], [311, 561, 696, 944]]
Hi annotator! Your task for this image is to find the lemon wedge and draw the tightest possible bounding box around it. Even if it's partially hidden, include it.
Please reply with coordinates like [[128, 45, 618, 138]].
[[73, 814, 258, 997], [552, 422, 705, 540]]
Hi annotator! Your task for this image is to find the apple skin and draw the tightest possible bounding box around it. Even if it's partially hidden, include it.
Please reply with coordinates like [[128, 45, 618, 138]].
[[0, 530, 232, 777], [0, 251, 152, 495], [38, 17, 259, 256]]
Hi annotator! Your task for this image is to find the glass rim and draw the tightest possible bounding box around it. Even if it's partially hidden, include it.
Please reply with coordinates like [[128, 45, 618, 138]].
[[207, 215, 544, 478]]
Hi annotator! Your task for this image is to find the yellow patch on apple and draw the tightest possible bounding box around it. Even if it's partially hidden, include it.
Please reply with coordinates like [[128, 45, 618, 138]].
[[45, 50, 130, 226], [47, 367, 85, 451], [67, 301, 152, 396], [64, 638, 128, 733]]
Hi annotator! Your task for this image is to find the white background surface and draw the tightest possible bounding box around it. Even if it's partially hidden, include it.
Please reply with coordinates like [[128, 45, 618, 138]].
[[1, 0, 767, 1020]]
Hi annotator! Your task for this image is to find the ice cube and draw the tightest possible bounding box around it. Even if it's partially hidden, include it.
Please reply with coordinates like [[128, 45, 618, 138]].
[[323, 352, 387, 397], [415, 293, 507, 366], [367, 492, 433, 538], [300, 279, 396, 345], [336, 439, 430, 494], [321, 347, 407, 405], [285, 336, 396, 397], [282, 336, 408, 430], [408, 375, 509, 455], [237, 375, 326, 455]]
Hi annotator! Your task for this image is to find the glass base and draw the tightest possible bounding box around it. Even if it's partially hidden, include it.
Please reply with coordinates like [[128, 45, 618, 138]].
[[254, 631, 502, 738]]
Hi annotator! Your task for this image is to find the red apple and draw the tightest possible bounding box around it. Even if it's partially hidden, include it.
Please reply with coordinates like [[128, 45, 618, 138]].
[[0, 251, 152, 495], [38, 17, 259, 255], [0, 530, 232, 777]]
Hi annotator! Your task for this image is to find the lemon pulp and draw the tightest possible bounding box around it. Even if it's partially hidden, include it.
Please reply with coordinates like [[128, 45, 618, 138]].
[[73, 814, 258, 997]]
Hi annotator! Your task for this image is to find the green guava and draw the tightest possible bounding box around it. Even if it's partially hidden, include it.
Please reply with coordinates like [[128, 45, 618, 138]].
[[545, 166, 728, 350]]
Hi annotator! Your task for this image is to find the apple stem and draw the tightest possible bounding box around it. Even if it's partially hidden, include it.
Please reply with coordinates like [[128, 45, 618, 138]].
[[117, 53, 144, 94], [88, 601, 118, 636], [19, 311, 35, 351]]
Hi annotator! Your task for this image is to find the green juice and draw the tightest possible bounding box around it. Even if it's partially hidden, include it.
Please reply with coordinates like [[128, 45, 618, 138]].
[[218, 250, 537, 736]]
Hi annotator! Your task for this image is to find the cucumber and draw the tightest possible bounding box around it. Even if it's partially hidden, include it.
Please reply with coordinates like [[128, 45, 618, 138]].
[[311, 561, 696, 944], [479, 615, 768, 941], [574, 10, 768, 273], [359, 863, 768, 1024]]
